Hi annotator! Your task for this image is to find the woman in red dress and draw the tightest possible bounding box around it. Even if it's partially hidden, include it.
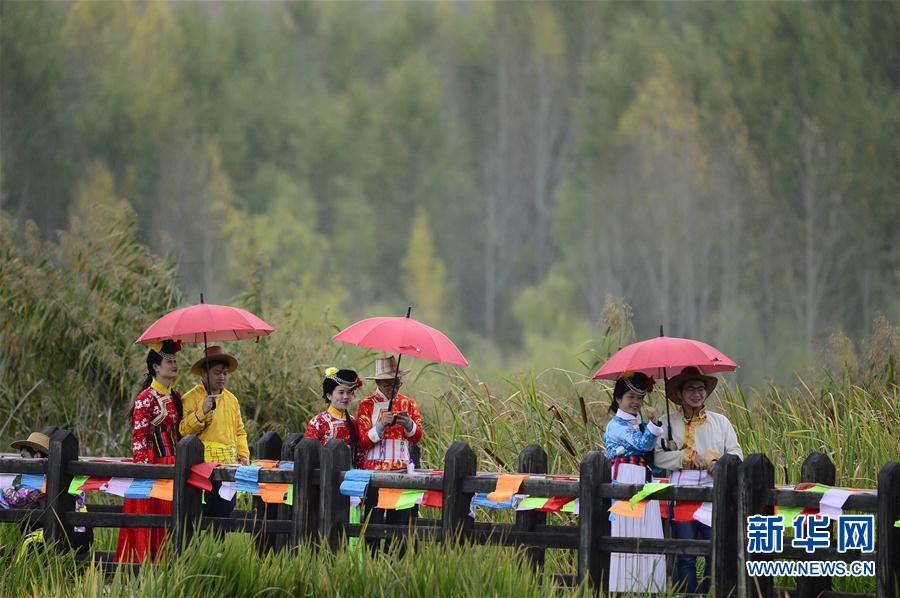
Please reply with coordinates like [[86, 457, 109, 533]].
[[114, 339, 182, 563], [304, 367, 362, 466]]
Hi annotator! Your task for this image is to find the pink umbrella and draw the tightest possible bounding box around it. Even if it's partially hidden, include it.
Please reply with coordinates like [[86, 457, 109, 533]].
[[592, 328, 737, 442], [333, 307, 467, 409], [332, 311, 468, 366], [136, 296, 274, 410], [135, 302, 274, 344], [592, 335, 737, 381]]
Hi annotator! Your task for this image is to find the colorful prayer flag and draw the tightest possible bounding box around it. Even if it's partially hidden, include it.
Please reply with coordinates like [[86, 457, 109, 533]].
[[487, 474, 528, 502], [149, 479, 174, 501]]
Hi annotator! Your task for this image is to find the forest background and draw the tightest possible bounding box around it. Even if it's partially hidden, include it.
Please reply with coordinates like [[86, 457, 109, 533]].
[[1, 1, 898, 459]]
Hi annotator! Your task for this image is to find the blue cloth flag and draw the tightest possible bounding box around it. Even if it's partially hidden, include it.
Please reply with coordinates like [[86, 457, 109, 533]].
[[340, 469, 375, 497], [124, 478, 156, 498], [472, 492, 517, 509], [20, 474, 45, 490], [276, 461, 295, 470], [235, 465, 262, 494]]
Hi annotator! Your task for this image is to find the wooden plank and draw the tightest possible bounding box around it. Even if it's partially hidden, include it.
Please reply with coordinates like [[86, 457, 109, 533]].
[[600, 483, 714, 502], [210, 467, 295, 483], [171, 435, 205, 554], [360, 472, 443, 491], [200, 517, 293, 534], [0, 458, 47, 474], [318, 439, 351, 551], [278, 432, 304, 549], [292, 438, 321, 548], [0, 509, 39, 523], [797, 453, 836, 598], [738, 453, 776, 598], [876, 461, 900, 598], [712, 453, 742, 598], [766, 490, 878, 512], [441, 442, 477, 541], [345, 523, 440, 541], [516, 444, 548, 572], [577, 450, 610, 589], [45, 429, 78, 551], [68, 461, 174, 479], [254, 431, 283, 553], [85, 504, 124, 513], [64, 512, 170, 528], [461, 476, 579, 497]]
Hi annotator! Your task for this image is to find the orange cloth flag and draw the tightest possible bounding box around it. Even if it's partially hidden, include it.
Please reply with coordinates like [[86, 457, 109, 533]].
[[258, 483, 289, 504], [254, 460, 278, 469], [377, 487, 406, 509], [487, 474, 528, 502], [609, 499, 648, 519], [149, 479, 174, 501]]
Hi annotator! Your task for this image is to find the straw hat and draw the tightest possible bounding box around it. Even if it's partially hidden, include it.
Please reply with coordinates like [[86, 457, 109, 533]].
[[365, 356, 410, 380], [191, 346, 238, 376], [665, 366, 718, 405], [11, 432, 50, 456]]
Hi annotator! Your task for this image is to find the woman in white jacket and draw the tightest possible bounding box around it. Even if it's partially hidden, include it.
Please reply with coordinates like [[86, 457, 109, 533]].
[[654, 367, 743, 595]]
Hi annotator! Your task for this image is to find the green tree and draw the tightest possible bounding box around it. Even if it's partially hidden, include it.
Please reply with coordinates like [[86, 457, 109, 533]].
[[401, 210, 447, 325]]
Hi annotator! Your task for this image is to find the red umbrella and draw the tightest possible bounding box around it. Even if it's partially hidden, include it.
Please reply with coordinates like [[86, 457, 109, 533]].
[[332, 307, 467, 408], [135, 302, 274, 344], [592, 328, 737, 443], [332, 311, 468, 366], [592, 335, 736, 381], [135, 296, 274, 410]]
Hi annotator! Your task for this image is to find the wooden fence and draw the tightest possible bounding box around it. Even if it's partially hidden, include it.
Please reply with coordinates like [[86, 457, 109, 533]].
[[1, 428, 897, 598]]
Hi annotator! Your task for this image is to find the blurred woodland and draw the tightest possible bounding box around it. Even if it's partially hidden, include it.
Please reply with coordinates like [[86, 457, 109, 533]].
[[2, 1, 898, 385]]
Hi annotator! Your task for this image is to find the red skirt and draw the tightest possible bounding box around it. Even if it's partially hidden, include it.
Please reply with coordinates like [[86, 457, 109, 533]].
[[114, 455, 174, 563]]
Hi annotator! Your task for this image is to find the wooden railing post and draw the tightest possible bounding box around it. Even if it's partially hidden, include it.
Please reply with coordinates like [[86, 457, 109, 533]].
[[876, 461, 900, 598], [441, 441, 476, 542], [292, 437, 321, 550], [577, 451, 611, 589], [737, 454, 775, 598], [278, 432, 303, 550], [796, 452, 835, 598], [172, 435, 205, 554], [254, 431, 282, 553], [319, 439, 351, 552], [515, 444, 548, 572], [44, 429, 78, 551], [712, 453, 742, 598]]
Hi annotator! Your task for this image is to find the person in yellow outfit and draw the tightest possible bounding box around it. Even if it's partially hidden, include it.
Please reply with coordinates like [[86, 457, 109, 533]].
[[179, 346, 249, 517]]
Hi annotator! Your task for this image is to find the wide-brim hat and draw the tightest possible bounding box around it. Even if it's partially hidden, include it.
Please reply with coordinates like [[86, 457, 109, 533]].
[[11, 432, 50, 456], [665, 366, 718, 405], [365, 356, 410, 380], [191, 345, 238, 376]]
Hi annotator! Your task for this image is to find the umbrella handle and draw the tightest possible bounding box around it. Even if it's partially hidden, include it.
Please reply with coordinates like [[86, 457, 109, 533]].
[[200, 296, 215, 411], [387, 307, 412, 412]]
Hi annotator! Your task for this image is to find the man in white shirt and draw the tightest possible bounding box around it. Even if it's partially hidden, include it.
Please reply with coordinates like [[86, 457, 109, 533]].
[[654, 367, 743, 595]]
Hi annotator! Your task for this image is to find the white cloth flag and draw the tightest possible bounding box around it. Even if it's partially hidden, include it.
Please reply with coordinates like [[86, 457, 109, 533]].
[[819, 488, 853, 519], [0, 474, 18, 490], [104, 477, 134, 497], [218, 481, 237, 501]]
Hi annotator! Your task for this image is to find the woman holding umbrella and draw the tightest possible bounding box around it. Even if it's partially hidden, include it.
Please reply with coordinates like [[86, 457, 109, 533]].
[[603, 372, 666, 594], [115, 339, 183, 563], [654, 366, 743, 594]]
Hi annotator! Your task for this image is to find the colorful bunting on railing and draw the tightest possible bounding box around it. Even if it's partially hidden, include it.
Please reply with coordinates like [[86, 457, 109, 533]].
[[340, 470, 375, 497], [277, 461, 294, 470], [259, 483, 289, 504], [628, 482, 670, 507], [253, 460, 278, 469], [0, 474, 17, 490], [68, 475, 89, 495], [420, 490, 442, 508], [610, 499, 648, 519], [188, 462, 218, 492], [79, 476, 110, 492], [376, 488, 426, 510], [124, 478, 156, 499], [487, 474, 528, 502], [516, 496, 550, 511], [561, 499, 579, 515], [149, 479, 174, 501], [104, 478, 134, 497], [234, 465, 261, 494], [285, 483, 294, 506], [539, 496, 574, 512], [19, 474, 45, 491], [219, 481, 237, 501], [472, 492, 518, 509]]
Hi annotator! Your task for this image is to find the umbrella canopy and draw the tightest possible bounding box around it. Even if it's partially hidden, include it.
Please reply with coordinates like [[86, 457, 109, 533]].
[[592, 335, 737, 381], [332, 315, 468, 366], [135, 303, 275, 344]]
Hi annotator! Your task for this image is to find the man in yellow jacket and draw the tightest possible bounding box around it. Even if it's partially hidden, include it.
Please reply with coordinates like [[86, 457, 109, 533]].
[[180, 346, 250, 517]]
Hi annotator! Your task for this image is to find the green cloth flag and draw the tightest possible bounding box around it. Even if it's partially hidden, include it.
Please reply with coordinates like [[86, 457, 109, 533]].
[[395, 489, 425, 510], [518, 496, 551, 510], [630, 482, 670, 507], [894, 518, 900, 528], [285, 484, 294, 506], [776, 505, 804, 526], [561, 499, 578, 513], [800, 484, 830, 493], [67, 475, 89, 495]]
